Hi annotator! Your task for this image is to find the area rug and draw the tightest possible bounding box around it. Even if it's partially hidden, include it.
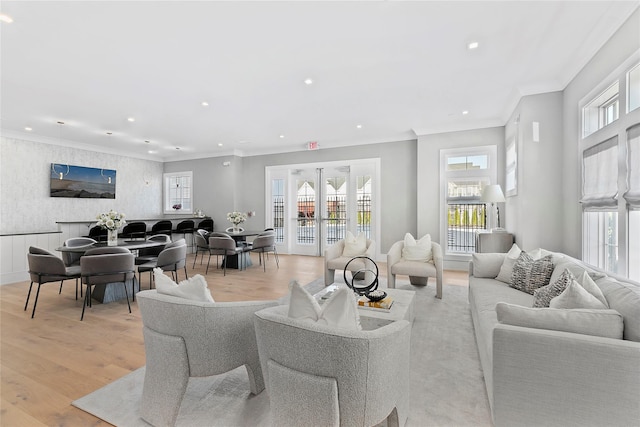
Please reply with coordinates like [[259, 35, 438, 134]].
[[72, 278, 492, 426]]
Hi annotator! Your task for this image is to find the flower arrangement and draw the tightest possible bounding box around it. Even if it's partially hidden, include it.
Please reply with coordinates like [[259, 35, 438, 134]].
[[96, 210, 126, 231], [227, 211, 248, 226], [172, 203, 182, 210]]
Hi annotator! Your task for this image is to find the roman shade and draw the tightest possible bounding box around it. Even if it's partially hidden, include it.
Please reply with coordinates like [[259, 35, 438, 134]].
[[624, 124, 640, 209], [581, 137, 618, 210]]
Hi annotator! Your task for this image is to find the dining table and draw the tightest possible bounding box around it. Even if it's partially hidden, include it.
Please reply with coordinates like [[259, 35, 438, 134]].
[[56, 238, 168, 303], [220, 229, 263, 269]]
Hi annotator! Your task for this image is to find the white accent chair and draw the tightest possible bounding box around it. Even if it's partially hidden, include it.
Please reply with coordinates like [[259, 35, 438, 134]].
[[136, 290, 277, 427], [324, 238, 375, 286], [387, 240, 443, 298], [254, 305, 411, 427]]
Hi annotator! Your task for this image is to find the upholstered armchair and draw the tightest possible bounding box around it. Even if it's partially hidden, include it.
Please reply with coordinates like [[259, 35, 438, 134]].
[[136, 290, 277, 427], [254, 305, 411, 427], [387, 239, 443, 298], [324, 236, 376, 286]]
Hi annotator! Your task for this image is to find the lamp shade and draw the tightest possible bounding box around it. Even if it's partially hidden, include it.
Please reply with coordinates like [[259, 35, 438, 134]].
[[481, 185, 505, 203]]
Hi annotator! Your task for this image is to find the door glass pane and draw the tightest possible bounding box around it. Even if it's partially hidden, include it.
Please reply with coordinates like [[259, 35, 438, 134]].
[[271, 179, 285, 243], [357, 175, 371, 238], [296, 179, 315, 244], [325, 176, 346, 245]]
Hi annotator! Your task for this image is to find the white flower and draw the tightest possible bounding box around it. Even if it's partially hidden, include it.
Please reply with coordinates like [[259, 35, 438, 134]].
[[96, 210, 127, 231], [227, 211, 247, 225]]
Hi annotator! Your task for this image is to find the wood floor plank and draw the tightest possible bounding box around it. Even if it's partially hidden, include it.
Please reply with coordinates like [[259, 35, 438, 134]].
[[1, 252, 466, 425]]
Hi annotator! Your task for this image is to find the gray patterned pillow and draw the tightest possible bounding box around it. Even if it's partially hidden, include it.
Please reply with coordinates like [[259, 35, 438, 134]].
[[511, 252, 554, 295], [532, 268, 575, 308]]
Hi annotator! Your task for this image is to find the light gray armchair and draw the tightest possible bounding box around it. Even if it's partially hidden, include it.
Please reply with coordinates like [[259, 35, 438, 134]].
[[136, 290, 278, 427], [324, 238, 375, 286], [387, 240, 443, 298], [254, 305, 411, 427]]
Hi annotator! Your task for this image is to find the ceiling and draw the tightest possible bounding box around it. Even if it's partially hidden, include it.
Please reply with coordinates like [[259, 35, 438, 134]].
[[1, 1, 638, 162]]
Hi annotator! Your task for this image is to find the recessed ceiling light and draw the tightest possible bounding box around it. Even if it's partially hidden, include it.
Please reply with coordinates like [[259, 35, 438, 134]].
[[356, 124, 362, 129], [304, 78, 313, 85], [462, 110, 469, 115], [148, 150, 156, 154], [218, 143, 223, 147], [279, 134, 285, 139], [201, 101, 209, 106], [0, 14, 13, 24], [24, 127, 32, 131], [127, 117, 135, 122], [467, 41, 479, 50]]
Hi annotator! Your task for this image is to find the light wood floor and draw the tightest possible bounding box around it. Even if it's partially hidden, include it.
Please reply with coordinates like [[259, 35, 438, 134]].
[[0, 252, 468, 426]]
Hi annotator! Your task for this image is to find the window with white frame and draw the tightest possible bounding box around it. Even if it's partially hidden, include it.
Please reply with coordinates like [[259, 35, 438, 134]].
[[441, 147, 496, 254], [164, 171, 193, 213], [580, 54, 640, 279]]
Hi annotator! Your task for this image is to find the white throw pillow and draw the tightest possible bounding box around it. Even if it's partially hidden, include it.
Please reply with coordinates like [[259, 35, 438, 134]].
[[495, 243, 522, 283], [496, 302, 623, 339], [471, 253, 506, 278], [401, 233, 432, 262], [550, 279, 608, 310], [288, 280, 361, 330], [154, 268, 215, 302], [342, 231, 367, 257], [576, 270, 609, 308]]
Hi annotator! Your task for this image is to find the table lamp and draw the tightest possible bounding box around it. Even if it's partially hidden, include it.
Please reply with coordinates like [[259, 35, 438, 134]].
[[481, 184, 506, 230]]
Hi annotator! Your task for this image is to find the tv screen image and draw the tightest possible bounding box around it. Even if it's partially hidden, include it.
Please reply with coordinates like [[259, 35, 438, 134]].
[[50, 163, 116, 198]]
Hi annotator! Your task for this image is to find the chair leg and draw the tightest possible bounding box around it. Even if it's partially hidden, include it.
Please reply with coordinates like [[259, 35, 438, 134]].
[[123, 279, 132, 314], [263, 250, 266, 272], [274, 248, 280, 268], [205, 253, 212, 274], [192, 251, 198, 268], [31, 283, 43, 319], [59, 281, 63, 294], [183, 266, 188, 280], [24, 281, 34, 311], [132, 275, 138, 301], [81, 285, 90, 321]]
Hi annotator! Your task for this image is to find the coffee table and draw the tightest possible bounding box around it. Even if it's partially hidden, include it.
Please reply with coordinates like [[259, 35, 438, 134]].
[[315, 284, 416, 330]]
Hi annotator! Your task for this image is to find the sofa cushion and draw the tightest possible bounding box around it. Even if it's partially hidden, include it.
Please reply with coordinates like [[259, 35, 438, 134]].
[[496, 303, 624, 339], [495, 243, 521, 284], [471, 253, 506, 278], [595, 276, 640, 342], [327, 256, 365, 271], [401, 233, 432, 262], [391, 259, 437, 277], [511, 252, 554, 295], [576, 270, 609, 307], [550, 280, 609, 309], [549, 259, 606, 285], [532, 268, 574, 308], [288, 280, 361, 330], [342, 231, 367, 257], [154, 268, 214, 302]]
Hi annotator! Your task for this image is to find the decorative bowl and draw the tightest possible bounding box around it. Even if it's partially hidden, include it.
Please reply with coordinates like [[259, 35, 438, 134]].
[[366, 290, 387, 302]]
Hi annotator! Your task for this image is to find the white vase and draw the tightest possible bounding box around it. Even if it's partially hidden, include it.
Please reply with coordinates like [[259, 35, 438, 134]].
[[107, 229, 118, 246], [232, 224, 240, 233]]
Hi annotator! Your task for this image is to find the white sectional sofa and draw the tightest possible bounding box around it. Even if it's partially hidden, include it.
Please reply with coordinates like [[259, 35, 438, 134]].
[[468, 249, 640, 427]]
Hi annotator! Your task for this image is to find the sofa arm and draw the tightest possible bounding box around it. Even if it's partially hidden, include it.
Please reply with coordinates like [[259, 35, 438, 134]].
[[492, 324, 640, 427]]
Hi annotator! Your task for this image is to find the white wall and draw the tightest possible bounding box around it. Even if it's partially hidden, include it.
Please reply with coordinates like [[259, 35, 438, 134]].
[[504, 92, 565, 252], [0, 136, 164, 234]]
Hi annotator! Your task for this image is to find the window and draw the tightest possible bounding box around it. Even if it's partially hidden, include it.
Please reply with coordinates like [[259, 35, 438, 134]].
[[356, 175, 372, 238], [582, 82, 619, 137], [164, 171, 192, 214], [580, 54, 640, 279], [441, 147, 496, 255], [271, 178, 285, 243], [505, 137, 517, 196], [628, 63, 640, 113]]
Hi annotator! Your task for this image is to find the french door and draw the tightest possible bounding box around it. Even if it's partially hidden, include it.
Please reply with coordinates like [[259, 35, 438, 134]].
[[266, 160, 378, 257]]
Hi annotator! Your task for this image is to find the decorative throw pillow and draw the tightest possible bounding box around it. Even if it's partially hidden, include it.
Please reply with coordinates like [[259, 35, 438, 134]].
[[511, 252, 554, 295], [495, 243, 522, 284], [550, 280, 609, 310], [288, 280, 361, 330], [576, 270, 609, 308], [548, 260, 606, 285], [154, 268, 215, 302], [342, 231, 367, 257], [401, 233, 432, 262], [471, 253, 507, 278], [532, 268, 575, 308], [496, 302, 624, 339]]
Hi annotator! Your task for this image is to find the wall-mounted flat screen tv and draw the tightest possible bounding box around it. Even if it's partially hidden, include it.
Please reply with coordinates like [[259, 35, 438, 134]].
[[50, 163, 116, 198]]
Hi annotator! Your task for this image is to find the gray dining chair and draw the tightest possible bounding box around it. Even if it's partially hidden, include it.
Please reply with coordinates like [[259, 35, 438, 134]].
[[25, 246, 82, 318], [135, 234, 171, 266], [137, 239, 188, 292], [208, 235, 248, 276], [61, 237, 96, 299], [80, 248, 135, 320], [250, 231, 279, 271]]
